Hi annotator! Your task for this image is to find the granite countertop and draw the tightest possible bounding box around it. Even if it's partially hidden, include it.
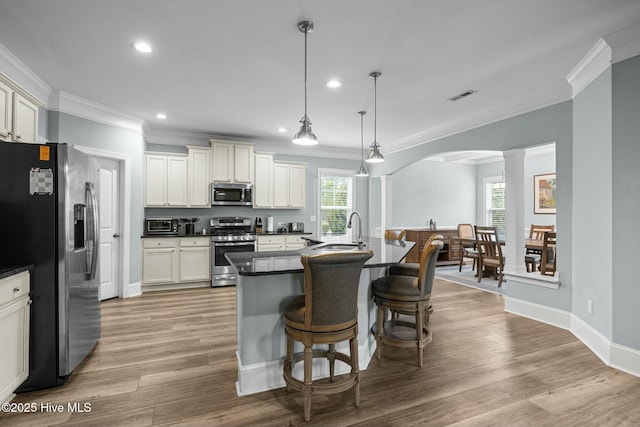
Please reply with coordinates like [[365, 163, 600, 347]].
[[226, 236, 415, 276], [256, 231, 312, 236], [0, 264, 34, 280], [141, 233, 210, 238]]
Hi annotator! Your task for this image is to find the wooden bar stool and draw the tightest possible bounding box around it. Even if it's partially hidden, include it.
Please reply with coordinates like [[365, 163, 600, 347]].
[[283, 250, 373, 422]]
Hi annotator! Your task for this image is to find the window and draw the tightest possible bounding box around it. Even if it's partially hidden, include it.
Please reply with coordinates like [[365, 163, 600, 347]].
[[484, 176, 506, 238], [318, 169, 355, 237]]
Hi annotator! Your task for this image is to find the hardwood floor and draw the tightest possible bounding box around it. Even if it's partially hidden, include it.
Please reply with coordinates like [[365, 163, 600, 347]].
[[3, 279, 640, 426]]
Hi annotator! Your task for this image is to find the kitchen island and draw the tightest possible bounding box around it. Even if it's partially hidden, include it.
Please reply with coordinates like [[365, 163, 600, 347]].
[[226, 236, 414, 396]]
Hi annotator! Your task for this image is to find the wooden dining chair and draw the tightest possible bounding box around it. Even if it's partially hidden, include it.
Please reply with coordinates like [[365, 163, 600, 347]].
[[474, 225, 505, 287], [384, 229, 406, 241], [539, 232, 557, 276], [457, 223, 478, 273], [525, 224, 555, 272]]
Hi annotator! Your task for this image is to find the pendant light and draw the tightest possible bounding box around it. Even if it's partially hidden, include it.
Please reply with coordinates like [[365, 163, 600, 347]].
[[355, 111, 369, 176], [366, 71, 384, 163], [292, 21, 318, 145]]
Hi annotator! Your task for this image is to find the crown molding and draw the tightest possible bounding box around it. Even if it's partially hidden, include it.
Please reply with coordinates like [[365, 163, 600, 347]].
[[49, 91, 144, 134], [0, 43, 51, 105], [566, 38, 612, 98], [605, 22, 640, 64], [386, 79, 571, 155]]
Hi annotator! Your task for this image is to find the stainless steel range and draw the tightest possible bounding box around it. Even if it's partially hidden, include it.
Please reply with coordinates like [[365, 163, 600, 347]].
[[210, 217, 256, 287]]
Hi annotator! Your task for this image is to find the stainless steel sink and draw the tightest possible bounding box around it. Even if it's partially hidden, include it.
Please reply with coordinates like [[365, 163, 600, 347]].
[[311, 243, 366, 251]]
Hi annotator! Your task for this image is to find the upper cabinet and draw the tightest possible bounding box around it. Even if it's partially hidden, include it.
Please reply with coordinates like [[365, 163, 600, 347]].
[[210, 140, 254, 184], [1, 74, 41, 144], [253, 152, 274, 208], [144, 146, 211, 208], [273, 161, 305, 209]]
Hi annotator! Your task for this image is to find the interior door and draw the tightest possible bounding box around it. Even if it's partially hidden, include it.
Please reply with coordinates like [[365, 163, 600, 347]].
[[97, 157, 120, 300]]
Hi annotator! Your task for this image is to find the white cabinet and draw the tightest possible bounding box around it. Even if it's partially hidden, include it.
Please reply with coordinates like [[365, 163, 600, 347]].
[[142, 237, 210, 288], [0, 75, 40, 144], [253, 152, 274, 208], [256, 234, 307, 252], [187, 146, 211, 207], [256, 235, 286, 252], [144, 154, 188, 207], [273, 162, 306, 208], [0, 271, 30, 404], [178, 237, 211, 282], [210, 140, 254, 184], [142, 238, 180, 285], [145, 146, 209, 208]]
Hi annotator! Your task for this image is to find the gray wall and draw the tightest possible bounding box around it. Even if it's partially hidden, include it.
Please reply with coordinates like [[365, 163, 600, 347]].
[[572, 69, 613, 339], [48, 111, 146, 283], [392, 160, 477, 228], [612, 55, 640, 349]]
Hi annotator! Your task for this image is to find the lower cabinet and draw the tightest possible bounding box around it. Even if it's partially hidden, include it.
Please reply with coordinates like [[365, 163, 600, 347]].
[[142, 237, 210, 289], [0, 271, 30, 404], [256, 235, 307, 252]]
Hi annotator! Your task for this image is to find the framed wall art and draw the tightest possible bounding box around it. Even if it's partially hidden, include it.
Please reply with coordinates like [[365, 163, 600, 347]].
[[534, 173, 556, 214]]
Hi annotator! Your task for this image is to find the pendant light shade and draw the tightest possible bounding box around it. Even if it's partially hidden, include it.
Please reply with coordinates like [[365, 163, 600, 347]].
[[366, 71, 384, 163], [355, 111, 369, 177], [292, 21, 318, 145]]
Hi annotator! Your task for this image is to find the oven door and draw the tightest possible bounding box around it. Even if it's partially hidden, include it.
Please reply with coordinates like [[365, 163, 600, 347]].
[[211, 241, 256, 286]]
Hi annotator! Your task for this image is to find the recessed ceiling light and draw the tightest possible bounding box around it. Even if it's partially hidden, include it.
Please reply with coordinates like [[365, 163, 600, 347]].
[[156, 113, 167, 119], [326, 80, 342, 88], [278, 127, 287, 133], [133, 41, 153, 53]]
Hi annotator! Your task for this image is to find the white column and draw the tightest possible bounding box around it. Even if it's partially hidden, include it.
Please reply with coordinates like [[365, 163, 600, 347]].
[[503, 149, 527, 275], [380, 174, 392, 237]]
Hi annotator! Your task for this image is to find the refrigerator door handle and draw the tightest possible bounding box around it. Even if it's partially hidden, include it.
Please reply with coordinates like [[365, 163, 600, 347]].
[[85, 182, 100, 280]]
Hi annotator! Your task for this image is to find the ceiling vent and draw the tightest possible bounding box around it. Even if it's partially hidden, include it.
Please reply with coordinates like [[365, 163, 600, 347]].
[[447, 89, 477, 101]]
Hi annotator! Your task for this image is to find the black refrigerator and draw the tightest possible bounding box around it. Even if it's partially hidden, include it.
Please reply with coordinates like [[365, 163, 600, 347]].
[[0, 142, 101, 391]]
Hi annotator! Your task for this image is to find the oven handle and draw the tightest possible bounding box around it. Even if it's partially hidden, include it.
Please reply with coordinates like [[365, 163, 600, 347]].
[[213, 241, 256, 247]]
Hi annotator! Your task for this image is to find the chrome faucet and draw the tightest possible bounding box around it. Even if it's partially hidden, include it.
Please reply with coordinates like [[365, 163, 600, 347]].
[[347, 211, 364, 248]]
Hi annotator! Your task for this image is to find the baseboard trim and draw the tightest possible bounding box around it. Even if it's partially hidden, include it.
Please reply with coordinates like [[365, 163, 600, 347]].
[[235, 342, 374, 396], [504, 296, 640, 378], [126, 281, 142, 298]]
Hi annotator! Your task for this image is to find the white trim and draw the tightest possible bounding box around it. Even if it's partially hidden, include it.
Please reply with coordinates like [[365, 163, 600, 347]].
[[504, 296, 572, 330], [235, 342, 374, 396], [0, 43, 51, 105], [74, 145, 133, 299], [566, 39, 612, 98], [49, 91, 144, 134], [127, 281, 142, 298], [504, 296, 640, 378], [570, 313, 611, 364], [504, 271, 560, 290], [605, 22, 640, 64]]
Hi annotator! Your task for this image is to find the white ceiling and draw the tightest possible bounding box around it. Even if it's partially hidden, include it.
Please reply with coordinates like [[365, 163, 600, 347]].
[[1, 1, 639, 158]]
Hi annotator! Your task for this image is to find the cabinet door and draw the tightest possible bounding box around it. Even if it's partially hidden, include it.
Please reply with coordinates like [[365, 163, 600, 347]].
[[166, 156, 188, 206], [288, 164, 305, 208], [253, 153, 273, 208], [234, 144, 254, 183], [144, 155, 167, 206], [0, 298, 29, 403], [273, 163, 290, 208], [0, 80, 12, 141], [212, 142, 233, 182], [12, 93, 38, 144], [179, 247, 211, 282], [188, 148, 211, 207], [142, 248, 179, 284]]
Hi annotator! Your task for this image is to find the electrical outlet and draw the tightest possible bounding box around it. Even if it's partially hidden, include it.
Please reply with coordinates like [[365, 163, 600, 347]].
[[310, 215, 316, 222], [587, 299, 593, 314]]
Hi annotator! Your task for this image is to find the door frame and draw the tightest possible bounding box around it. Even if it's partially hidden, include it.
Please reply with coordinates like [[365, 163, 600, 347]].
[[76, 145, 132, 298]]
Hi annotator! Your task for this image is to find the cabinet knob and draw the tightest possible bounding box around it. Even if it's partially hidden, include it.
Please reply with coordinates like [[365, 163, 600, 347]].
[[13, 287, 20, 292], [15, 135, 22, 140], [113, 233, 120, 238]]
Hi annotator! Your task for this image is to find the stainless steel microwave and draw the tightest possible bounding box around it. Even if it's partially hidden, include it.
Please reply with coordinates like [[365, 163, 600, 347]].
[[211, 182, 253, 206]]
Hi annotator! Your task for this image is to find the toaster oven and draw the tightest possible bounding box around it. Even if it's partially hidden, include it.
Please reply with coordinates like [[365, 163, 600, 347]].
[[145, 218, 179, 235]]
